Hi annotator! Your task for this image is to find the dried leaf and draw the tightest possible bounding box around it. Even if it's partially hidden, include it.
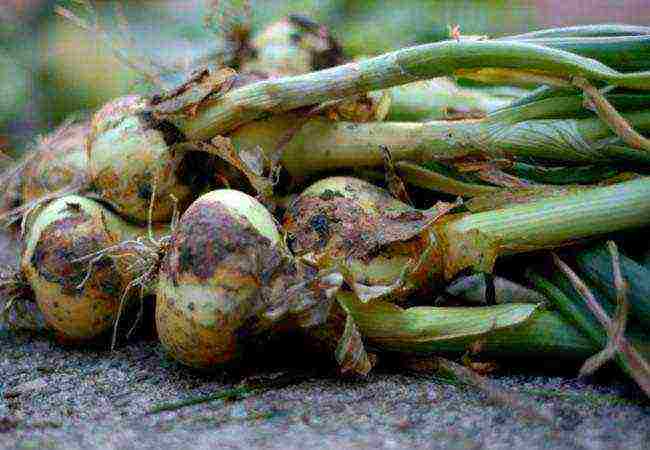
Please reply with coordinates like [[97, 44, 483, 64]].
[[578, 241, 630, 377], [380, 145, 411, 205], [334, 313, 375, 376], [374, 90, 392, 121], [151, 68, 237, 117], [553, 253, 650, 396], [455, 161, 538, 189], [239, 146, 266, 177], [320, 92, 389, 123], [202, 136, 275, 201], [466, 186, 582, 213]]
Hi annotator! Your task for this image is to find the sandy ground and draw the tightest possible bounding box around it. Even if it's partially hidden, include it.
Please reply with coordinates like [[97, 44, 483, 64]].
[[1, 231, 649, 450]]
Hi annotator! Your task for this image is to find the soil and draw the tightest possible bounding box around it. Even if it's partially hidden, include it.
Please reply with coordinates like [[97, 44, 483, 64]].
[[1, 231, 649, 450]]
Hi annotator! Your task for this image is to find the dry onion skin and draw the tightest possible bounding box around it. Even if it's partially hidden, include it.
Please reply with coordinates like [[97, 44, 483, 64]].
[[283, 176, 446, 301], [21, 195, 148, 341], [88, 95, 211, 223], [156, 189, 340, 369], [21, 121, 89, 204], [0, 122, 87, 228], [0, 173, 22, 229]]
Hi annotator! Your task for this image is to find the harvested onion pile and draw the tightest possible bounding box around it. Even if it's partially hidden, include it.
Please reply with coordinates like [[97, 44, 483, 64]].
[[3, 9, 650, 394]]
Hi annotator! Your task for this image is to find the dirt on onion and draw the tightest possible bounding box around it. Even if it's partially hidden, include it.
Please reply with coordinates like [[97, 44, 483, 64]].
[[88, 95, 216, 224]]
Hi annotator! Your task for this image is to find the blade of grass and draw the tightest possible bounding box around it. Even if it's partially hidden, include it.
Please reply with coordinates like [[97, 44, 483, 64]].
[[148, 369, 318, 414], [402, 356, 555, 425]]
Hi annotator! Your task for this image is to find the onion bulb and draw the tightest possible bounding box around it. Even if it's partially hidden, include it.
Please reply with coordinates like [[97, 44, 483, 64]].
[[87, 95, 213, 223], [283, 176, 448, 301], [156, 189, 342, 369], [241, 14, 344, 77], [21, 195, 155, 341]]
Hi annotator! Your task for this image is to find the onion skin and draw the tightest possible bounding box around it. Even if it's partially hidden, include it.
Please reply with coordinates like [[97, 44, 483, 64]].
[[21, 196, 148, 341], [88, 95, 199, 223], [1, 122, 87, 229], [156, 189, 338, 369], [283, 176, 444, 300]]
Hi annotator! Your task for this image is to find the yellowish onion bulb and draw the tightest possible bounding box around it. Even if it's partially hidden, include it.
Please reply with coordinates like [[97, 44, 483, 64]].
[[1, 121, 87, 231], [88, 95, 212, 223], [156, 189, 340, 369], [241, 14, 344, 77], [21, 122, 89, 204], [283, 176, 445, 301], [21, 195, 151, 341]]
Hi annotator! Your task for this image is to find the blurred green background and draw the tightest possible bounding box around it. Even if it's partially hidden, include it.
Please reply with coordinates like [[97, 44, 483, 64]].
[[1, 0, 649, 154]]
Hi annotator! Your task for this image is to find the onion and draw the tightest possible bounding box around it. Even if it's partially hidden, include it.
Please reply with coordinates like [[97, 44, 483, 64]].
[[0, 122, 88, 232], [283, 176, 447, 301], [156, 189, 341, 369], [88, 95, 213, 223], [21, 195, 154, 341], [241, 15, 344, 77], [21, 122, 89, 204]]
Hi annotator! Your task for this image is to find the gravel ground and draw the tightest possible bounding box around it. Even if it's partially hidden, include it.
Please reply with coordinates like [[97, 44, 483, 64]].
[[1, 232, 649, 450]]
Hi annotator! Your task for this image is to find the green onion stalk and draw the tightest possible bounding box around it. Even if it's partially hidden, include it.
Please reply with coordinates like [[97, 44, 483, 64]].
[[285, 175, 650, 301], [288, 175, 650, 361], [25, 39, 650, 224], [229, 107, 650, 180], [501, 24, 650, 39], [154, 39, 650, 141]]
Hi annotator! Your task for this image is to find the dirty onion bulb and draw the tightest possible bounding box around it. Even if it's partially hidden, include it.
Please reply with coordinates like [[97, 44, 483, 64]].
[[155, 189, 342, 369], [284, 175, 650, 303], [87, 95, 215, 223], [283, 176, 446, 301], [21, 195, 161, 341]]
